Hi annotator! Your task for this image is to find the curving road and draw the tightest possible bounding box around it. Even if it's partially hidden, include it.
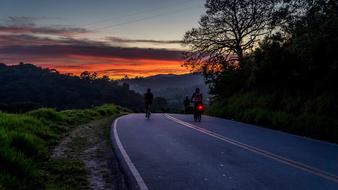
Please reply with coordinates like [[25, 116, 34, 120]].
[[111, 113, 338, 190]]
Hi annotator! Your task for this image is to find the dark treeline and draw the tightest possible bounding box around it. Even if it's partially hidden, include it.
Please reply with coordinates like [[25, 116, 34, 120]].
[[184, 0, 338, 142], [0, 63, 144, 112]]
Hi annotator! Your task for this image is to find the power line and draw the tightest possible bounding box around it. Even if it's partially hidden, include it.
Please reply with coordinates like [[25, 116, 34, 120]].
[[94, 5, 201, 31], [81, 0, 198, 27]]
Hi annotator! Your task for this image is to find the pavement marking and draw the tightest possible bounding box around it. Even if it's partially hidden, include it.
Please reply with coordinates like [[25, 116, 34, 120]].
[[112, 116, 149, 190], [165, 114, 338, 184]]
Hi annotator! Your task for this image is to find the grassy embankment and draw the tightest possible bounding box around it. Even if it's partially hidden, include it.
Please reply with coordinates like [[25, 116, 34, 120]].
[[208, 93, 338, 144], [0, 104, 128, 190]]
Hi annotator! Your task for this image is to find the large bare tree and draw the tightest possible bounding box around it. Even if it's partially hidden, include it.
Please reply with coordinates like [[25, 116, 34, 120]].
[[183, 0, 279, 73]]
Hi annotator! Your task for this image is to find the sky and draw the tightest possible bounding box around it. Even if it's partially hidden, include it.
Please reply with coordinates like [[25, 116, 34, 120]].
[[0, 0, 205, 78]]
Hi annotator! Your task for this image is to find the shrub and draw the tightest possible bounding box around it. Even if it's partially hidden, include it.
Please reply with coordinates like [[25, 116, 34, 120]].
[[0, 146, 40, 189], [29, 108, 66, 125], [47, 159, 89, 190], [9, 132, 46, 159]]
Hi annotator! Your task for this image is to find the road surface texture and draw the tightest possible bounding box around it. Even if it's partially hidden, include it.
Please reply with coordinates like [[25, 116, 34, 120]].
[[111, 113, 338, 190]]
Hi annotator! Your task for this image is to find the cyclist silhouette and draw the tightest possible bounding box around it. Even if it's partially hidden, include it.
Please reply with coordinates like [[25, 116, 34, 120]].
[[144, 88, 153, 118], [183, 96, 190, 114], [191, 88, 203, 107], [191, 88, 204, 121]]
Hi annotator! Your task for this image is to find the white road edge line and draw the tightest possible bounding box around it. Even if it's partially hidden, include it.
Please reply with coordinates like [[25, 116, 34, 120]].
[[165, 114, 338, 184], [113, 116, 149, 190]]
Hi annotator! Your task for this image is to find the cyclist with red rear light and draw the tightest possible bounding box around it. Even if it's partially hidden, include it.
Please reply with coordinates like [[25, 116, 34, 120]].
[[191, 88, 204, 121], [191, 88, 203, 106]]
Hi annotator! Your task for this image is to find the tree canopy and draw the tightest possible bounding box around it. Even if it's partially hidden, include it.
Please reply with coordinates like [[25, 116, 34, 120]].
[[183, 0, 279, 73]]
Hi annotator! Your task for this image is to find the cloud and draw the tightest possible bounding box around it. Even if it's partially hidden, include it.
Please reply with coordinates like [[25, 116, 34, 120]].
[[0, 34, 184, 61], [107, 36, 182, 45], [0, 34, 64, 46], [0, 44, 184, 61], [0, 33, 109, 47], [0, 18, 187, 78], [0, 25, 89, 36], [0, 16, 89, 36], [99, 68, 184, 75], [4, 16, 62, 23], [4, 16, 37, 26]]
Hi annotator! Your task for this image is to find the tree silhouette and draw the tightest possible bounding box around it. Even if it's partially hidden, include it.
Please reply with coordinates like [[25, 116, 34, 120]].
[[80, 71, 98, 80], [183, 0, 279, 73]]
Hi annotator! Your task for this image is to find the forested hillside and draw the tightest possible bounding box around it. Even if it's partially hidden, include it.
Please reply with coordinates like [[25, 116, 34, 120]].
[[0, 63, 144, 112]]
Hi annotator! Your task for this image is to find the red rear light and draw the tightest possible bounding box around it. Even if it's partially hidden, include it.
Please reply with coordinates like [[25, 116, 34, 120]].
[[197, 105, 203, 110]]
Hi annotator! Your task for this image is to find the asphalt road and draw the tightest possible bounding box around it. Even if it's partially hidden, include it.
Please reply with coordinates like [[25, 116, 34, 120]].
[[111, 113, 338, 190]]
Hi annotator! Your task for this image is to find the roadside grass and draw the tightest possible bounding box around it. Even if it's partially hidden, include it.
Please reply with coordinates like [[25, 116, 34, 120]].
[[0, 104, 124, 190], [49, 116, 128, 190], [208, 93, 338, 143], [46, 159, 89, 190]]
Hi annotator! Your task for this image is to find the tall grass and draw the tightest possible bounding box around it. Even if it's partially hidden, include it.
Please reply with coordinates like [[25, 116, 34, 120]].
[[0, 104, 122, 189]]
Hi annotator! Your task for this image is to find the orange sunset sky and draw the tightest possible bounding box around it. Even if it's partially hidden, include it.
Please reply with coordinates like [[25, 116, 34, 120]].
[[0, 0, 205, 78], [40, 57, 188, 79]]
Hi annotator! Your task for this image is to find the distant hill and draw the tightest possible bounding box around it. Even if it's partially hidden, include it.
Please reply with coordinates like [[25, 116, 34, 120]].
[[0, 63, 144, 112], [120, 73, 209, 109]]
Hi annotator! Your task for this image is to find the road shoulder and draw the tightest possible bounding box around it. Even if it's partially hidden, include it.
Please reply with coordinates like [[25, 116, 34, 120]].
[[110, 114, 149, 190], [50, 116, 129, 190]]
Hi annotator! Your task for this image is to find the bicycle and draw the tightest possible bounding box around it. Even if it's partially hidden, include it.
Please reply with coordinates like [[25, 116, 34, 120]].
[[193, 103, 204, 122], [145, 104, 151, 119]]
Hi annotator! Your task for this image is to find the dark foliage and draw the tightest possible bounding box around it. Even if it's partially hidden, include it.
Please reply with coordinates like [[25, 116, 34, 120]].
[[183, 0, 280, 72], [188, 0, 338, 142], [0, 63, 144, 112]]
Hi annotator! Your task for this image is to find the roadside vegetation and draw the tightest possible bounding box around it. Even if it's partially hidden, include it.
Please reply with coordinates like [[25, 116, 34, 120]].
[[0, 104, 127, 189], [208, 93, 338, 143], [184, 0, 338, 143]]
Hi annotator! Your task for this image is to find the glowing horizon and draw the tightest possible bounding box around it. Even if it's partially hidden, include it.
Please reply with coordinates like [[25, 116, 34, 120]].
[[0, 0, 204, 78], [37, 57, 190, 79]]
